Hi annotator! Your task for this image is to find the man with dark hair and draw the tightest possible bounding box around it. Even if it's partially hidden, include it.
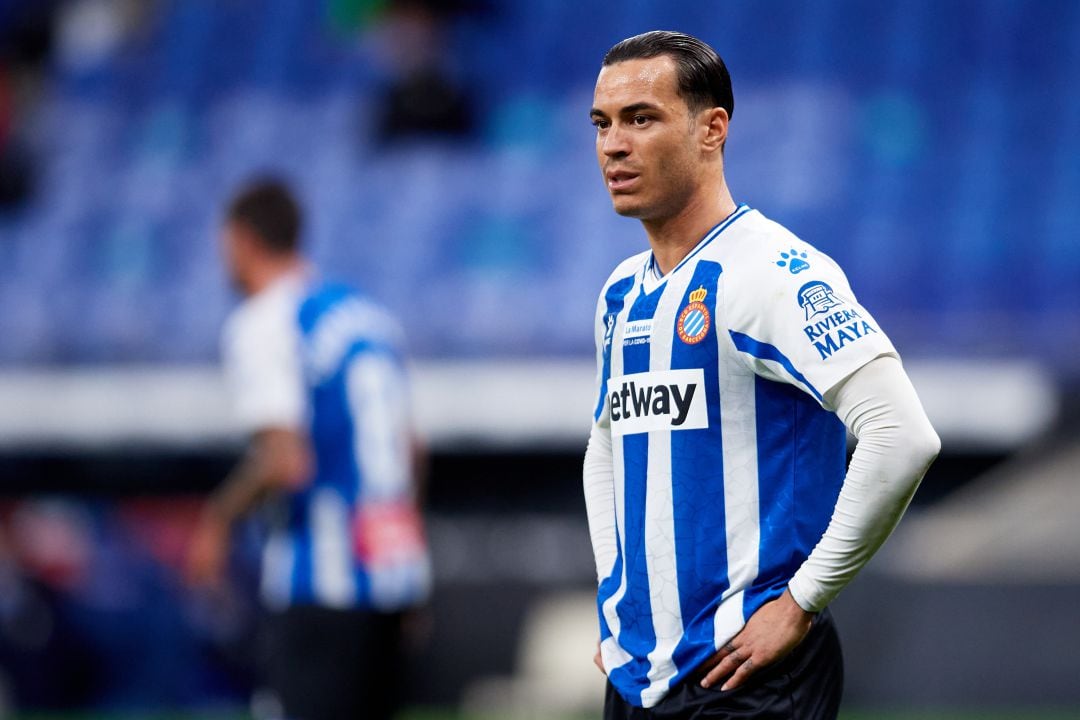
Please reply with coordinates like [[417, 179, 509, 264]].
[[602, 31, 733, 119], [188, 178, 431, 720], [224, 181, 302, 255], [583, 31, 940, 718]]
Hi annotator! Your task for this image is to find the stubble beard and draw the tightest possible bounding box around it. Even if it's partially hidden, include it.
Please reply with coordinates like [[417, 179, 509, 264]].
[[612, 167, 697, 226]]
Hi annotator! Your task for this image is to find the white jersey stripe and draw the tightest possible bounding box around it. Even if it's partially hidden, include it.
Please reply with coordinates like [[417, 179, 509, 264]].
[[349, 355, 410, 501], [310, 487, 358, 607], [713, 588, 747, 651], [716, 333, 761, 639], [260, 532, 296, 610]]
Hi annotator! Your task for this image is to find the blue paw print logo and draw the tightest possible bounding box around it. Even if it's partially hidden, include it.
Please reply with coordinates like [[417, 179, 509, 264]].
[[776, 248, 810, 274]]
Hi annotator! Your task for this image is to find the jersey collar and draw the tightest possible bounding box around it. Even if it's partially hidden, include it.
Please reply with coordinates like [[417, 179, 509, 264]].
[[642, 204, 752, 288]]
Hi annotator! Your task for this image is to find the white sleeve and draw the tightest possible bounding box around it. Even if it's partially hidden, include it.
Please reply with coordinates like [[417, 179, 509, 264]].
[[221, 294, 305, 434], [726, 239, 898, 404], [787, 355, 941, 612], [583, 291, 618, 583], [584, 422, 617, 581]]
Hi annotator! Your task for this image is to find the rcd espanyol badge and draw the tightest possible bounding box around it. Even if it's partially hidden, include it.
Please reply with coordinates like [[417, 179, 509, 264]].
[[677, 286, 710, 344]]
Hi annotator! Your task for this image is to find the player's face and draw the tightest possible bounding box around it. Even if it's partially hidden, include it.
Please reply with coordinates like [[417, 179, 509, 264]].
[[591, 56, 702, 222], [220, 221, 251, 295]]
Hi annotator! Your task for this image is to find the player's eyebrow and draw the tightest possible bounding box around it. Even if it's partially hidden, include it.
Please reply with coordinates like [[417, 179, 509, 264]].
[[618, 102, 660, 116], [590, 102, 662, 120]]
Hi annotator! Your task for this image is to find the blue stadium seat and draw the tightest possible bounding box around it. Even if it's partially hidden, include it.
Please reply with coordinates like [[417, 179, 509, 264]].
[[0, 0, 1076, 367]]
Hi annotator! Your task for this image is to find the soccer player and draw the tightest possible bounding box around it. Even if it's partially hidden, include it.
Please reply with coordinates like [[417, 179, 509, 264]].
[[187, 179, 430, 720], [583, 31, 940, 719]]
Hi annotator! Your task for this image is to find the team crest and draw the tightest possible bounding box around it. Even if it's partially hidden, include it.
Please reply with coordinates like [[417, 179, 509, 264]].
[[677, 286, 711, 344]]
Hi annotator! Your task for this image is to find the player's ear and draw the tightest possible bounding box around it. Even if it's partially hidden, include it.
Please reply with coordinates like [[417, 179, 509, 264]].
[[700, 107, 729, 154]]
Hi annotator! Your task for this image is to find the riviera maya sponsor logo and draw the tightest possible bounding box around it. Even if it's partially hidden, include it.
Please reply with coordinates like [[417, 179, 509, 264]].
[[798, 281, 843, 320], [798, 281, 878, 360], [677, 286, 711, 344], [776, 248, 810, 274]]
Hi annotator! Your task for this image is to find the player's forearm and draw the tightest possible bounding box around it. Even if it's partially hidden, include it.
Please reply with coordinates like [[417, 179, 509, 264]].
[[788, 356, 940, 612], [583, 422, 619, 581], [205, 453, 277, 526], [207, 429, 310, 526]]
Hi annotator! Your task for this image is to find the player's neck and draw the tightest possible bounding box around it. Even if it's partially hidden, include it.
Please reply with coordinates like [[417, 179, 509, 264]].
[[244, 255, 307, 296], [643, 184, 737, 277]]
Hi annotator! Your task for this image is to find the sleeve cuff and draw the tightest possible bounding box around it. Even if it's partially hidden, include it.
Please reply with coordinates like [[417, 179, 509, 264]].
[[787, 573, 830, 614]]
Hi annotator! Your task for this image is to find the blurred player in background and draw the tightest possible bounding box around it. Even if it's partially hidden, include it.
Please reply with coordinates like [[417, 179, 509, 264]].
[[187, 179, 430, 720], [583, 31, 940, 718]]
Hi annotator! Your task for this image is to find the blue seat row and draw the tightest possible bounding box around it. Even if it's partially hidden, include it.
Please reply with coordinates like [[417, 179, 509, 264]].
[[0, 0, 1076, 367]]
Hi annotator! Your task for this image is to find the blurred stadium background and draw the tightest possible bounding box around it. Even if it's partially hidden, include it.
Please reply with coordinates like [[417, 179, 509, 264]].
[[0, 0, 1078, 718]]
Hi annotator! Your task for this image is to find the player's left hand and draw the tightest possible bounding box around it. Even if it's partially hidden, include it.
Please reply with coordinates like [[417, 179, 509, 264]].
[[699, 589, 813, 692]]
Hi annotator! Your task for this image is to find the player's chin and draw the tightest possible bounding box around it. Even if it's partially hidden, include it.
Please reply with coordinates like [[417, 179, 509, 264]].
[[610, 195, 648, 218]]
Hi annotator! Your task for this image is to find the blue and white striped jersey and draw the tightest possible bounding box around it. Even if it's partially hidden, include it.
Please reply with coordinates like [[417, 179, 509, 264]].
[[223, 273, 431, 612], [589, 205, 897, 708]]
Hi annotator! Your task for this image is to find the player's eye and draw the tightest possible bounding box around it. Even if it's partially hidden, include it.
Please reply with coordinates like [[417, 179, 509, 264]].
[[632, 115, 651, 126], [592, 118, 609, 130]]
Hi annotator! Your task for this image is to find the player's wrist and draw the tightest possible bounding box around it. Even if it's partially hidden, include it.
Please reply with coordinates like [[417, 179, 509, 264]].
[[785, 578, 826, 615], [778, 588, 813, 618]]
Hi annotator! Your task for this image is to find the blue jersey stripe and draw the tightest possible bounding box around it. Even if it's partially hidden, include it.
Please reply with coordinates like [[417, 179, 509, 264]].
[[597, 539, 623, 642], [746, 376, 846, 619], [746, 376, 799, 619], [668, 261, 728, 679], [790, 396, 847, 571], [612, 430, 653, 703], [290, 493, 314, 602], [612, 281, 668, 704], [728, 330, 823, 402]]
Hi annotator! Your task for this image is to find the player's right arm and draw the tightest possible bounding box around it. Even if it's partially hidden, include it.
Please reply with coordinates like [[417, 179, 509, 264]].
[[186, 427, 310, 588], [583, 289, 619, 583], [583, 288, 619, 675], [200, 428, 310, 525], [583, 414, 614, 677], [186, 292, 311, 588]]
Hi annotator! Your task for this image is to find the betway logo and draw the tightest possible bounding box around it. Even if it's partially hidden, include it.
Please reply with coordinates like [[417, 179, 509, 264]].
[[609, 369, 708, 437]]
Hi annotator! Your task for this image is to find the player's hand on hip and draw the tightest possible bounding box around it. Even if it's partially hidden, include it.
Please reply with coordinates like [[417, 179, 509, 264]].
[[700, 589, 813, 692]]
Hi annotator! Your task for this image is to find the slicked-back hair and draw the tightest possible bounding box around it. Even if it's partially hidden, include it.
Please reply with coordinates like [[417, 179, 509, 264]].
[[603, 30, 734, 120], [226, 178, 302, 254]]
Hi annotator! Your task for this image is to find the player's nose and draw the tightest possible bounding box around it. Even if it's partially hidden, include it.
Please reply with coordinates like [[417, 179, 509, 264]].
[[600, 124, 631, 157]]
